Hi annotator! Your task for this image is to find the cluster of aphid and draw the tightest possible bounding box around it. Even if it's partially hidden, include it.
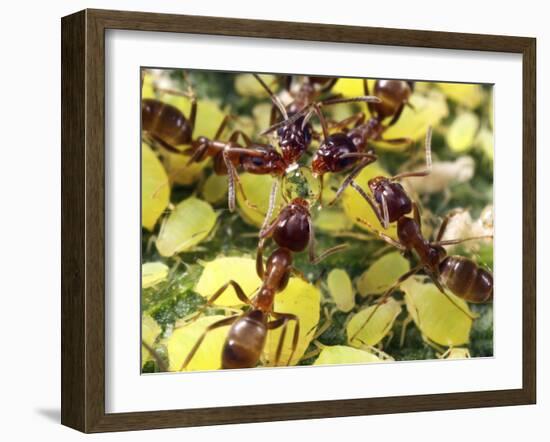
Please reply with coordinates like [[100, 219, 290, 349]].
[[142, 72, 493, 370]]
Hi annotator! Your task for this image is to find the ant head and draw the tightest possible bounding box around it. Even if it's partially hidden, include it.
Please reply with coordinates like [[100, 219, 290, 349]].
[[291, 197, 310, 209], [367, 176, 390, 193], [245, 149, 286, 175]]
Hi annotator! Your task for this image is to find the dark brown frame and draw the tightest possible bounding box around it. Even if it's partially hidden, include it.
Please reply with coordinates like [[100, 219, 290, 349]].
[[61, 8, 536, 433]]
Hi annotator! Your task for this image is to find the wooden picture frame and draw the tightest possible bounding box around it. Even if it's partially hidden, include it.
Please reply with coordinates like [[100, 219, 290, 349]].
[[61, 8, 536, 433]]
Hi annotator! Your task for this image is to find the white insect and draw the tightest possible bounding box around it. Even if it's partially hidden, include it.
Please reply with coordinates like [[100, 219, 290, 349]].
[[403, 156, 475, 195]]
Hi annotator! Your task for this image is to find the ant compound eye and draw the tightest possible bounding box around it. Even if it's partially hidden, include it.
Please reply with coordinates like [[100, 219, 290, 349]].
[[252, 157, 265, 166]]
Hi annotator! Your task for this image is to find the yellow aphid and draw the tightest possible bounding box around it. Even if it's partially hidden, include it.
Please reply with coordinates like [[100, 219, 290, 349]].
[[237, 174, 284, 227], [264, 277, 321, 366], [202, 173, 228, 204], [164, 315, 229, 371], [356, 252, 410, 296], [437, 83, 485, 109], [440, 347, 471, 359], [379, 90, 448, 149], [342, 162, 398, 238], [347, 297, 401, 347], [313, 345, 384, 366], [156, 197, 217, 257], [142, 314, 161, 365], [474, 125, 494, 161], [314, 207, 353, 233], [141, 73, 156, 99], [402, 277, 473, 347], [195, 256, 262, 306], [235, 74, 278, 97], [327, 269, 355, 312], [142, 142, 170, 231], [142, 262, 170, 288], [447, 111, 480, 153], [162, 153, 208, 186]]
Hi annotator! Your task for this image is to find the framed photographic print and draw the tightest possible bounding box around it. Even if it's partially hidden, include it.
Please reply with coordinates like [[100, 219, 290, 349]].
[[61, 9, 536, 433]]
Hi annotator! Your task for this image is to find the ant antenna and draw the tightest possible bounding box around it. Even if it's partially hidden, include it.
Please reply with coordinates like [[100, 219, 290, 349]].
[[253, 74, 288, 120]]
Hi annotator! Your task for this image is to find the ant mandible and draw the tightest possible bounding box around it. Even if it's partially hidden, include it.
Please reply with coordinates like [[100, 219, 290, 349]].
[[180, 247, 301, 370]]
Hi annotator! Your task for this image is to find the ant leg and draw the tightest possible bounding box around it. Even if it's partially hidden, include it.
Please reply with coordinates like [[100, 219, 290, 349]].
[[435, 235, 493, 247], [268, 312, 300, 366], [349, 265, 423, 342], [141, 340, 168, 372], [188, 95, 197, 137], [181, 279, 253, 327], [356, 217, 407, 251], [328, 155, 377, 206], [328, 112, 366, 131], [435, 208, 469, 242], [253, 73, 288, 119], [179, 315, 238, 371], [387, 103, 405, 127], [378, 136, 413, 146], [261, 178, 280, 235], [413, 203, 422, 231], [222, 150, 238, 212], [363, 78, 375, 114], [256, 239, 266, 279], [349, 181, 387, 228], [222, 148, 259, 212], [392, 127, 433, 180]]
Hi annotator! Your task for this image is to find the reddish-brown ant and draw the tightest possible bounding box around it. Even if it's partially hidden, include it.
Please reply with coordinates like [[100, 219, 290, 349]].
[[184, 114, 288, 211], [180, 247, 301, 370], [349, 138, 492, 338], [338, 79, 416, 149]]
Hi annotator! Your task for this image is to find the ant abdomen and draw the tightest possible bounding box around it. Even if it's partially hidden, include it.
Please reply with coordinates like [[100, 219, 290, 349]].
[[222, 309, 268, 369], [142, 98, 193, 147], [439, 256, 493, 303], [373, 80, 413, 119]]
